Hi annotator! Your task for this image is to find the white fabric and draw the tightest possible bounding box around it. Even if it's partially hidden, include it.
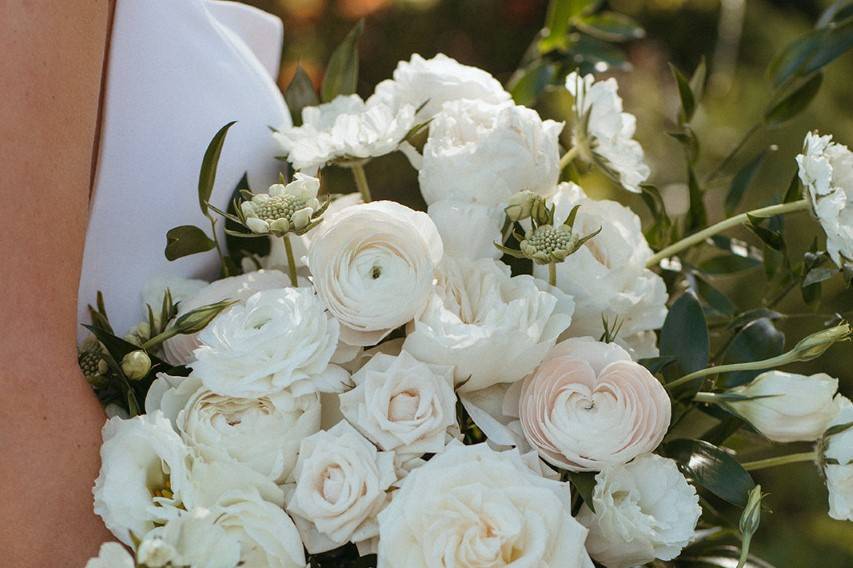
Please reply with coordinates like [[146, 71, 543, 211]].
[[78, 0, 291, 338]]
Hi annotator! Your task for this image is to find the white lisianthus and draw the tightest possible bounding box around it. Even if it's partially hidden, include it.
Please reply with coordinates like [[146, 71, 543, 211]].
[[146, 375, 321, 483], [275, 94, 415, 171], [404, 257, 574, 392], [377, 442, 593, 568], [85, 543, 135, 568], [532, 183, 667, 358], [240, 173, 322, 236], [93, 411, 193, 545], [308, 201, 443, 346], [510, 337, 670, 471], [339, 351, 457, 454], [418, 100, 563, 206], [287, 421, 397, 554], [136, 507, 241, 568], [427, 200, 504, 260], [369, 53, 510, 120], [724, 370, 840, 443], [565, 72, 650, 193], [162, 270, 291, 365], [192, 287, 348, 397], [796, 131, 853, 270], [825, 396, 853, 521], [578, 453, 701, 568]]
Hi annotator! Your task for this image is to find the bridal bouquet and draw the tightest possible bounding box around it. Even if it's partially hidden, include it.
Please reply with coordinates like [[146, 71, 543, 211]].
[[82, 2, 853, 567]]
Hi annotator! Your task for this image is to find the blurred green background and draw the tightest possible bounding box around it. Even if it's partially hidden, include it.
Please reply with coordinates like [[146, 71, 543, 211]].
[[242, 0, 852, 565]]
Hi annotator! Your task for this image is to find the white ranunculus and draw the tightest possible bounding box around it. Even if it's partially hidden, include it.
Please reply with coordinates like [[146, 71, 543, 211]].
[[369, 53, 510, 121], [377, 442, 593, 568], [146, 374, 321, 483], [287, 421, 397, 554], [825, 396, 853, 521], [578, 453, 701, 568], [162, 270, 291, 365], [136, 508, 241, 568], [404, 257, 574, 392], [275, 94, 415, 171], [532, 183, 667, 358], [93, 411, 193, 545], [510, 337, 670, 471], [427, 200, 504, 260], [308, 201, 443, 346], [725, 370, 840, 443], [339, 351, 457, 454], [796, 131, 853, 270], [192, 287, 348, 397], [85, 543, 134, 568], [565, 72, 650, 193], [418, 100, 563, 206]]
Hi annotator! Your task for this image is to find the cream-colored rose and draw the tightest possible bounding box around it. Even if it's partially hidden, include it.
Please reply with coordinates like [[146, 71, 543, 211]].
[[308, 201, 443, 346], [136, 507, 241, 568], [511, 337, 670, 471], [85, 543, 134, 568], [287, 421, 397, 554], [339, 351, 457, 454], [825, 396, 853, 521], [377, 442, 593, 568]]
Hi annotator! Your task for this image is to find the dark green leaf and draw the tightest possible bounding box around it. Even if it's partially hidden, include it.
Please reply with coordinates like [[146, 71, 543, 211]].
[[800, 18, 853, 76], [686, 164, 707, 234], [660, 292, 709, 378], [817, 0, 853, 28], [639, 183, 673, 250], [569, 471, 597, 513], [803, 265, 836, 287], [538, 0, 599, 53], [746, 219, 785, 251], [694, 274, 736, 316], [727, 308, 783, 331], [576, 12, 644, 43], [321, 20, 364, 102], [764, 72, 823, 127], [670, 63, 696, 123], [569, 34, 629, 72], [699, 254, 761, 275], [725, 150, 768, 215], [198, 121, 237, 216], [668, 128, 699, 163], [663, 439, 755, 507], [507, 60, 557, 106], [825, 420, 853, 438], [284, 64, 319, 126], [768, 31, 824, 87], [639, 355, 677, 375], [719, 318, 785, 387], [165, 225, 216, 261], [783, 168, 802, 203]]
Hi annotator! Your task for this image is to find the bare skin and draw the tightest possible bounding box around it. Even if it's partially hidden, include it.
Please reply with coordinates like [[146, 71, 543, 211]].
[[0, 1, 114, 565]]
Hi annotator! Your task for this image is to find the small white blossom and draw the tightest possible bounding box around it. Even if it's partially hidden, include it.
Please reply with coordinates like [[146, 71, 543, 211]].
[[240, 173, 322, 235]]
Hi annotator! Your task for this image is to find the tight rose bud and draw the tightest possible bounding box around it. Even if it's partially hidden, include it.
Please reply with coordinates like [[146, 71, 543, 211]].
[[792, 323, 852, 362], [121, 350, 151, 381]]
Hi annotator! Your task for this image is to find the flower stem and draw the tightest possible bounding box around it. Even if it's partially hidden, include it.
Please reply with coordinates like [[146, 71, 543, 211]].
[[559, 146, 580, 170], [646, 199, 810, 268], [548, 262, 557, 286], [667, 353, 793, 390], [351, 162, 372, 203], [741, 451, 817, 471], [737, 533, 753, 568], [693, 392, 721, 404], [282, 235, 299, 287]]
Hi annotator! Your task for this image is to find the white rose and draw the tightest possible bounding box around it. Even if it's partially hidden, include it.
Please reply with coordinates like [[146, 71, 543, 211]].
[[418, 100, 563, 206], [578, 453, 701, 568], [308, 201, 443, 346], [796, 131, 853, 269], [532, 183, 667, 358], [725, 370, 840, 442], [369, 53, 510, 121], [825, 396, 853, 521], [162, 270, 291, 365], [287, 421, 397, 554], [85, 543, 134, 568], [93, 411, 193, 545], [136, 508, 241, 568], [339, 350, 457, 454], [565, 72, 650, 193], [509, 337, 670, 471], [192, 287, 348, 397], [427, 199, 504, 260], [404, 257, 574, 392], [146, 374, 321, 483], [377, 442, 593, 568], [275, 94, 415, 171]]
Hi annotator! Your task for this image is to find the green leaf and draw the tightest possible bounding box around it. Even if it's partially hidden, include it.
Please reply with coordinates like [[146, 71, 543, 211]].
[[663, 439, 755, 507], [660, 292, 709, 378], [764, 72, 823, 127], [569, 34, 629, 72], [198, 121, 237, 216], [668, 128, 699, 163], [538, 0, 598, 53], [699, 254, 761, 275], [803, 265, 836, 287], [686, 163, 707, 234], [284, 64, 319, 126], [165, 225, 216, 261], [576, 12, 644, 43], [725, 150, 768, 215], [800, 18, 853, 76], [507, 60, 557, 107], [817, 0, 853, 28], [569, 471, 597, 513], [639, 355, 677, 375], [746, 217, 785, 251], [693, 273, 736, 316], [321, 20, 364, 102], [768, 32, 824, 87], [639, 183, 672, 250], [719, 318, 785, 387], [689, 56, 707, 103], [727, 308, 783, 331], [783, 169, 802, 203], [670, 62, 696, 123]]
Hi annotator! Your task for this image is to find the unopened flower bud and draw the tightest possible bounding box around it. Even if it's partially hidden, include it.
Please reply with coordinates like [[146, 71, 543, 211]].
[[740, 484, 763, 539], [173, 299, 236, 334], [121, 350, 151, 381], [792, 323, 852, 362], [505, 191, 537, 222]]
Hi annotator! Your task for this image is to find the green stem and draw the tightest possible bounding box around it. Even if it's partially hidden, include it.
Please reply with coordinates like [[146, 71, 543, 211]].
[[737, 533, 752, 568], [667, 351, 794, 390], [282, 235, 299, 287], [207, 215, 231, 276], [141, 327, 179, 351], [741, 451, 817, 471], [351, 162, 372, 203], [693, 392, 720, 404], [548, 262, 557, 287], [646, 199, 810, 268], [705, 122, 762, 184], [559, 146, 580, 170]]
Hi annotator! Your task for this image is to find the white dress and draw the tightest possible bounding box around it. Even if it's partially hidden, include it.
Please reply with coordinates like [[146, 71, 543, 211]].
[[77, 0, 290, 338]]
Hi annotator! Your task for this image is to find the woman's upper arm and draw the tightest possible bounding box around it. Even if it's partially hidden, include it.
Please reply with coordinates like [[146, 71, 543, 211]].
[[0, 2, 113, 565]]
